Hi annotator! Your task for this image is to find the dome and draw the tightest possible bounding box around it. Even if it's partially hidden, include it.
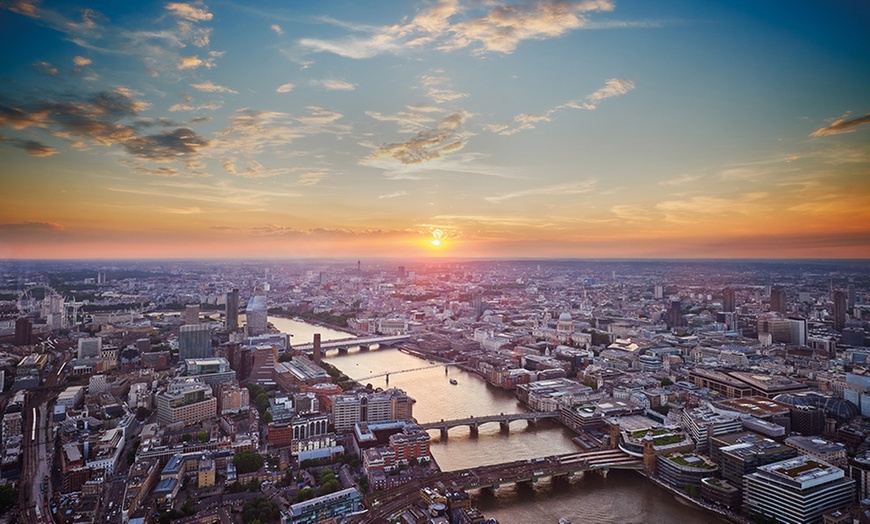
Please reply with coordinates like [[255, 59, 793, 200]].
[[558, 312, 573, 322]]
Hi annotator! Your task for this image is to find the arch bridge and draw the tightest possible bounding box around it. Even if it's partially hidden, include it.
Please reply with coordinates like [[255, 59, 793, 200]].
[[419, 411, 560, 438]]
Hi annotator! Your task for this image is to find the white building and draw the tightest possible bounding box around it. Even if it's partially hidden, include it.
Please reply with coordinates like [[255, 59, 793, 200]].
[[743, 455, 854, 524]]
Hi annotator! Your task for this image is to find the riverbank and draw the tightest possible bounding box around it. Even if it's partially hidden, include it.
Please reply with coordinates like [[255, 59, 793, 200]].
[[639, 472, 750, 524]]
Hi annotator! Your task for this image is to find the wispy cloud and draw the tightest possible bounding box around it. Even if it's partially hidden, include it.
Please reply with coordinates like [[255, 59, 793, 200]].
[[299, 0, 615, 58], [0, 136, 58, 157], [810, 113, 870, 137], [378, 190, 408, 199], [367, 111, 471, 165], [658, 173, 703, 186], [270, 24, 284, 35], [276, 83, 295, 93], [190, 80, 237, 94], [311, 79, 357, 91], [73, 55, 92, 66], [486, 179, 597, 203], [489, 77, 634, 135]]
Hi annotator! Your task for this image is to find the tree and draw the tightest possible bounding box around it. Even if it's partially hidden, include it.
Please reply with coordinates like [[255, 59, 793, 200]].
[[660, 377, 674, 387], [196, 430, 208, 443], [296, 488, 316, 503], [233, 450, 265, 474], [0, 484, 16, 513], [262, 411, 273, 424]]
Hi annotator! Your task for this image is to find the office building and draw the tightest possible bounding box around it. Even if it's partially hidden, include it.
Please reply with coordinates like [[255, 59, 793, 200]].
[[784, 436, 847, 467], [332, 389, 415, 432], [833, 290, 847, 331], [770, 287, 787, 314], [156, 379, 217, 426], [288, 487, 362, 524], [217, 384, 250, 415], [183, 304, 200, 325], [179, 324, 211, 360], [710, 432, 798, 487], [225, 288, 239, 331], [78, 337, 102, 359], [743, 455, 854, 524], [14, 317, 33, 346], [245, 294, 268, 336], [184, 358, 236, 385], [722, 287, 735, 313], [681, 406, 742, 452]]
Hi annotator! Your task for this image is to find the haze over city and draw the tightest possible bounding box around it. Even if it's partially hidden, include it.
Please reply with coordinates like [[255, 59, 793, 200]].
[[0, 0, 868, 259]]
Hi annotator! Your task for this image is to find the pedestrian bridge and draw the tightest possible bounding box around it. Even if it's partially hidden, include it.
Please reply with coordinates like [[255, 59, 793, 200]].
[[419, 411, 560, 438], [293, 334, 411, 353]]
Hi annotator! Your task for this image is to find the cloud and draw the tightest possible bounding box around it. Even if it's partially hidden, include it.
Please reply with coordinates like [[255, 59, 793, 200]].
[[378, 190, 408, 199], [810, 113, 870, 137], [167, 94, 222, 112], [366, 109, 435, 133], [368, 111, 471, 165], [312, 79, 357, 91], [177, 54, 217, 69], [421, 74, 468, 104], [490, 77, 634, 134], [299, 0, 614, 58], [165, 1, 213, 47], [658, 173, 704, 186], [190, 80, 238, 94], [165, 2, 212, 22], [73, 55, 92, 66], [0, 221, 66, 239], [34, 61, 58, 75], [296, 106, 343, 125], [123, 127, 210, 161], [485, 179, 597, 203], [0, 136, 58, 156], [297, 170, 327, 185], [271, 24, 284, 35], [134, 166, 182, 177], [276, 83, 295, 93], [562, 77, 635, 110]]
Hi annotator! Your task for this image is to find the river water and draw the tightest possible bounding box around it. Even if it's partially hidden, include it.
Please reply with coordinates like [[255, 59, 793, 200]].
[[271, 317, 712, 523]]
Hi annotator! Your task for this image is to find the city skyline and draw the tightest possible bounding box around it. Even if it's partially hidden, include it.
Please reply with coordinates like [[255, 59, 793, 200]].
[[1, 0, 869, 260]]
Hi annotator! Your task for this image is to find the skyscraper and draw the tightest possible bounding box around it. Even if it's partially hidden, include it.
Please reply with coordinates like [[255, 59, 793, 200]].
[[179, 324, 212, 360], [770, 287, 787, 314], [245, 294, 268, 336], [14, 317, 33, 346], [225, 288, 239, 331], [833, 290, 847, 331], [78, 337, 102, 359], [722, 287, 735, 313], [183, 304, 200, 325]]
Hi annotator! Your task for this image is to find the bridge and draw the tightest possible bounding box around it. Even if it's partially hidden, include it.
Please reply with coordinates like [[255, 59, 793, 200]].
[[419, 411, 560, 438], [358, 449, 643, 522], [293, 334, 411, 353], [350, 362, 460, 383]]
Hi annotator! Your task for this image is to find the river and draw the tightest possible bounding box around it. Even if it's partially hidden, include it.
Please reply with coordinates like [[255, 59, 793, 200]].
[[270, 316, 712, 523]]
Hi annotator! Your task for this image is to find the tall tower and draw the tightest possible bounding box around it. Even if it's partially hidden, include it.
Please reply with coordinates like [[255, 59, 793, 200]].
[[225, 288, 239, 331], [722, 287, 735, 313], [770, 287, 787, 314], [313, 333, 322, 365], [833, 290, 847, 331]]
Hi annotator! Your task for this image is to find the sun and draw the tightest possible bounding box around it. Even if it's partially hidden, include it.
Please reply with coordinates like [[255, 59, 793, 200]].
[[430, 239, 441, 247]]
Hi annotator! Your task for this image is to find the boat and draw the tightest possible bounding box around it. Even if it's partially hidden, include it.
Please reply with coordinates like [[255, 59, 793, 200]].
[[449, 378, 458, 385]]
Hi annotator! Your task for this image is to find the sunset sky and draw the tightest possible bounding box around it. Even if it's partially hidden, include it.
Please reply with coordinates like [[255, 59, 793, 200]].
[[1, 0, 869, 259]]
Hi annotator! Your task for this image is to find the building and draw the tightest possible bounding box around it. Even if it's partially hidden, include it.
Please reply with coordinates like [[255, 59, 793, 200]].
[[245, 294, 268, 336], [78, 337, 102, 359], [743, 455, 854, 524], [183, 304, 200, 325], [680, 406, 742, 452], [710, 432, 798, 487], [156, 379, 217, 426], [184, 357, 236, 385], [14, 317, 33, 346], [770, 287, 787, 314], [657, 452, 718, 491], [267, 422, 293, 448], [273, 357, 331, 390], [288, 487, 362, 524], [833, 290, 847, 331], [226, 288, 239, 331], [179, 324, 211, 360], [722, 287, 736, 313], [784, 436, 847, 467], [217, 384, 250, 415], [332, 389, 415, 432]]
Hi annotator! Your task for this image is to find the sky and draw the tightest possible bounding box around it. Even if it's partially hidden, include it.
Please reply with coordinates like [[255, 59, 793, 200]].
[[0, 0, 869, 260]]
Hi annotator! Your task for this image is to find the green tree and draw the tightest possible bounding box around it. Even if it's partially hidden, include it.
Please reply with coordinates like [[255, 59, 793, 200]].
[[196, 430, 208, 443], [0, 484, 17, 513], [233, 450, 265, 474], [296, 487, 316, 502], [660, 377, 674, 387]]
